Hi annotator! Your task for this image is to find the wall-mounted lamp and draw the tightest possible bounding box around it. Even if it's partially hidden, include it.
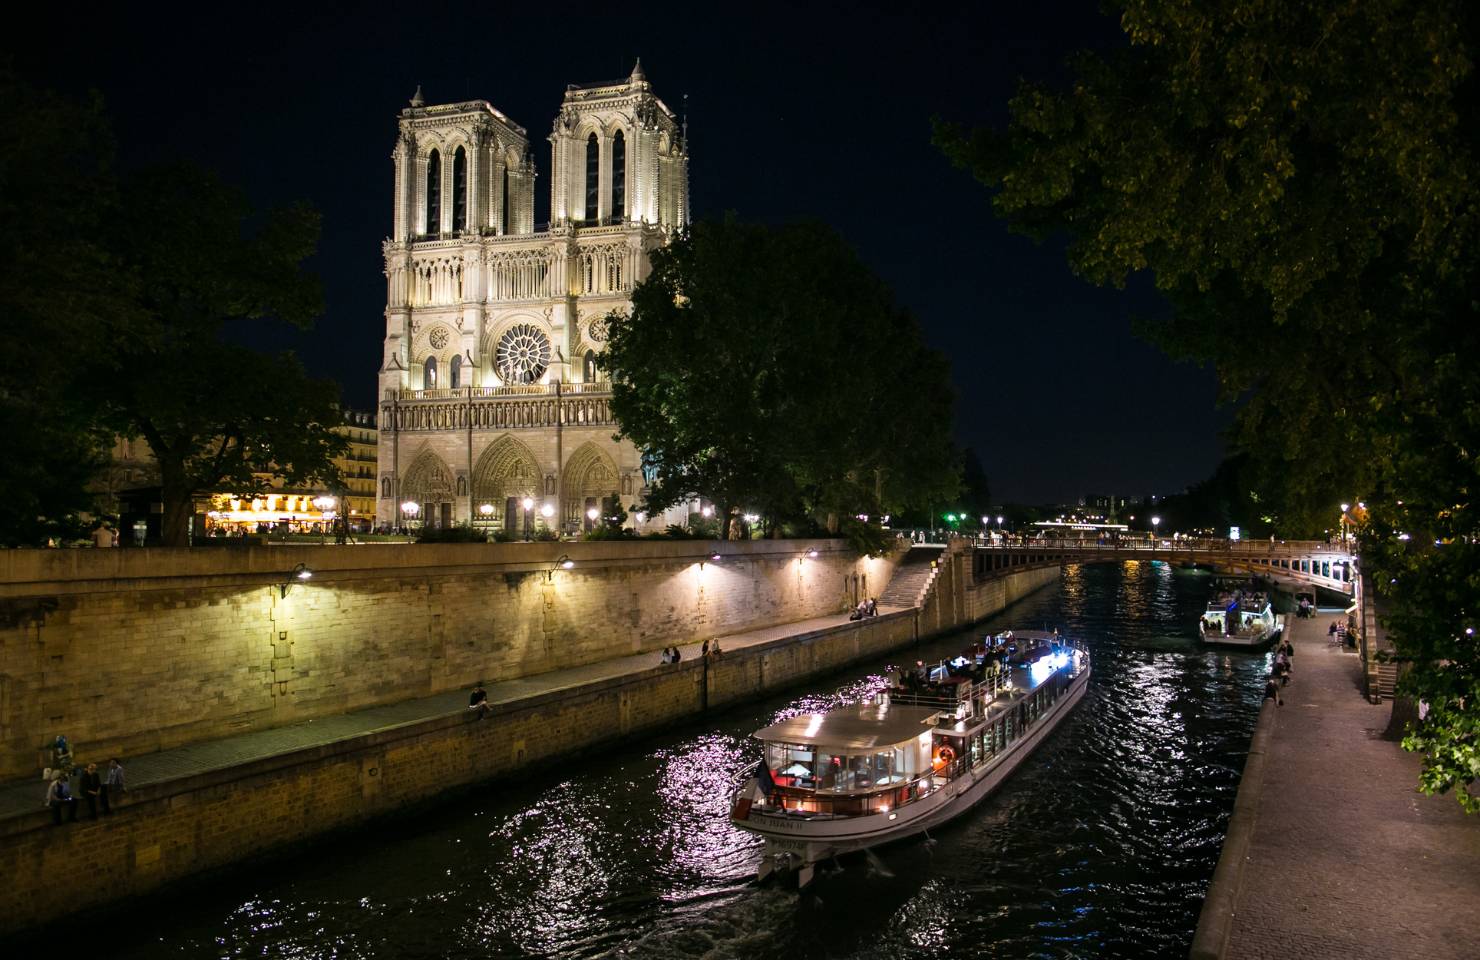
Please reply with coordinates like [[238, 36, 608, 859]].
[[545, 554, 575, 581], [805, 548, 819, 559], [277, 562, 313, 598]]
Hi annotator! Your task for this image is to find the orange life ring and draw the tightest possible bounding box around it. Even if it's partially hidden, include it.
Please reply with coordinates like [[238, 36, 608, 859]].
[[935, 745, 956, 766]]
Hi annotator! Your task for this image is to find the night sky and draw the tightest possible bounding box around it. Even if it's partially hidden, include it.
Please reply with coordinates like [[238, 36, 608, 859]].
[[21, 1, 1230, 504]]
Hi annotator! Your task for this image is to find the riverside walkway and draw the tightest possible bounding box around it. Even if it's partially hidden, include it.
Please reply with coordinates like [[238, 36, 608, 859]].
[[1206, 615, 1480, 959], [0, 607, 903, 825]]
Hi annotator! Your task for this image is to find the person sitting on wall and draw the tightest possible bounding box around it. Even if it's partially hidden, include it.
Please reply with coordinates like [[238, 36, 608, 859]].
[[865, 598, 878, 617], [707, 639, 723, 660], [468, 682, 492, 718]]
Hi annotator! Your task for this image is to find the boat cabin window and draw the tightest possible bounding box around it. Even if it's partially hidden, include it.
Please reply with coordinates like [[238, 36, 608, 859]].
[[765, 741, 926, 792]]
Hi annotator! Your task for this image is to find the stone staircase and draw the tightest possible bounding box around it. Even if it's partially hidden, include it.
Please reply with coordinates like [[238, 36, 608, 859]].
[[878, 545, 946, 609]]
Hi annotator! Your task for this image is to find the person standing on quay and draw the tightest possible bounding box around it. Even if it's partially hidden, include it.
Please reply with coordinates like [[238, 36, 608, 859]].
[[102, 758, 125, 814], [80, 762, 103, 819]]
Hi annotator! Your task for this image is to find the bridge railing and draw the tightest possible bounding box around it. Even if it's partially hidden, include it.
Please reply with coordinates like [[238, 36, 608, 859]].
[[968, 538, 1347, 558]]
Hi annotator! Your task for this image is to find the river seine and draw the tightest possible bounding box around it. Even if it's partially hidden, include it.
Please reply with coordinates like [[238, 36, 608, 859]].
[[101, 561, 1267, 959]]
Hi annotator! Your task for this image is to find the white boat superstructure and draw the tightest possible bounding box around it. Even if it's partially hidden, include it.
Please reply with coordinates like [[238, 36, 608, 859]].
[[1199, 590, 1284, 647], [729, 630, 1091, 887]]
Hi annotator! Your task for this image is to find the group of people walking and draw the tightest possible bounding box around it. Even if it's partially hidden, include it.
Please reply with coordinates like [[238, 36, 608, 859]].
[[42, 737, 125, 825]]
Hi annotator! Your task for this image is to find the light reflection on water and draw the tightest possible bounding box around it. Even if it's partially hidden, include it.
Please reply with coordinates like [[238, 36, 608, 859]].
[[73, 562, 1263, 960]]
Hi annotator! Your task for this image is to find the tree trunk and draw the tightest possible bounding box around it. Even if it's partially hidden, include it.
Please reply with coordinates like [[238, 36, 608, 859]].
[[158, 461, 194, 547]]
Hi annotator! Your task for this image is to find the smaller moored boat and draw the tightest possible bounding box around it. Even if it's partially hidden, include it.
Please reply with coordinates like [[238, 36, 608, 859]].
[[728, 630, 1091, 887], [1199, 589, 1284, 647]]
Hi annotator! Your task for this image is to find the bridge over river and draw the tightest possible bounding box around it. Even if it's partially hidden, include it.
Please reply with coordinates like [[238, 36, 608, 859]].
[[970, 537, 1355, 597]]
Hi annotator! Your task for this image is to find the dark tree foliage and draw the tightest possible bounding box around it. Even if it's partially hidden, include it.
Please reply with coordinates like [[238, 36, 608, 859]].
[[103, 164, 345, 546], [0, 74, 345, 547], [939, 1, 1480, 808], [959, 447, 994, 524], [1156, 456, 1274, 539], [0, 70, 120, 544], [601, 218, 959, 549]]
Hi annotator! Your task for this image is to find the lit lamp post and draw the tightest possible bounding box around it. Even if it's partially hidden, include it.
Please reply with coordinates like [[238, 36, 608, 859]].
[[1151, 515, 1161, 544], [521, 496, 535, 540], [313, 495, 336, 544], [540, 501, 555, 536], [586, 505, 600, 532], [400, 500, 420, 533]]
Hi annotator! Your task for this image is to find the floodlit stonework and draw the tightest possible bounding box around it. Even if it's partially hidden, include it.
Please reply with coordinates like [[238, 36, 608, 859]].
[[377, 61, 690, 532]]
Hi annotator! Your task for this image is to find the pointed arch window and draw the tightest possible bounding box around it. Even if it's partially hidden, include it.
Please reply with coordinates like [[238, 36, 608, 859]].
[[424, 355, 438, 390], [583, 350, 600, 383], [452, 147, 467, 234], [450, 353, 462, 389], [610, 130, 625, 220], [501, 167, 510, 234], [585, 133, 599, 223], [425, 149, 441, 235]]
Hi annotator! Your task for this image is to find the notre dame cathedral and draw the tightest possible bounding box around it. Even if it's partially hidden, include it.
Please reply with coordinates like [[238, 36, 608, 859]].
[[376, 61, 689, 532]]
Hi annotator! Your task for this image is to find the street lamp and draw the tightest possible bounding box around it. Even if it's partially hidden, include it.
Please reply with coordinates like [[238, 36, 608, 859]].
[[277, 561, 313, 598], [400, 501, 420, 532], [520, 496, 535, 540], [545, 553, 575, 581], [1151, 516, 1161, 543]]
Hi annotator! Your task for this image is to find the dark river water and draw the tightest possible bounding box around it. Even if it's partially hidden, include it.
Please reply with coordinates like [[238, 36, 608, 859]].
[[95, 561, 1268, 959]]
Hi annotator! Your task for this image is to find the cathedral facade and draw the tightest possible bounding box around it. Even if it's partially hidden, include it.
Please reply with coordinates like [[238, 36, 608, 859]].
[[376, 62, 689, 532]]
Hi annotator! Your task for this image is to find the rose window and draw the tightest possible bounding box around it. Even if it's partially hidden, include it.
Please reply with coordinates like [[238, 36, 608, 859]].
[[495, 324, 551, 384], [428, 327, 449, 350], [586, 316, 609, 343]]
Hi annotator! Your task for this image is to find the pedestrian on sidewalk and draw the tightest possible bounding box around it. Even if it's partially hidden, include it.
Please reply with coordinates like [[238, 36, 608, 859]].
[[102, 758, 125, 814], [701, 639, 711, 658], [706, 638, 723, 661], [80, 762, 102, 819], [1263, 675, 1283, 706], [45, 773, 78, 824], [468, 682, 492, 718]]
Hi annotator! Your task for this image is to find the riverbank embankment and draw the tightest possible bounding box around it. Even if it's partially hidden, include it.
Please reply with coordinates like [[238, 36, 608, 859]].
[[0, 541, 1057, 933], [1190, 614, 1480, 960]]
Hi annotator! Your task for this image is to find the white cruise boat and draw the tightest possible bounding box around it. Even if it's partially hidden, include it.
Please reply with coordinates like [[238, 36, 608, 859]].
[[1199, 591, 1284, 647], [729, 630, 1091, 887]]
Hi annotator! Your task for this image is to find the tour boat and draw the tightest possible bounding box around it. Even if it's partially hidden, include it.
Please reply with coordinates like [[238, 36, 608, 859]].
[[1199, 591, 1284, 647], [728, 630, 1091, 887]]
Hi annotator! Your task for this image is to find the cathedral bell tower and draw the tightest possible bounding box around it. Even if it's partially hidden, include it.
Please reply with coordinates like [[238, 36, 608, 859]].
[[548, 59, 689, 229]]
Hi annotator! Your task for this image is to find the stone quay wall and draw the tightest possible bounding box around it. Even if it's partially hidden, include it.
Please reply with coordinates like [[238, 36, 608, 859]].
[[0, 540, 899, 781], [0, 556, 1058, 934]]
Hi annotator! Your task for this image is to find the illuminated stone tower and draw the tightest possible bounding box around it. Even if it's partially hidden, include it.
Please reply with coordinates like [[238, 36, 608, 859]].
[[376, 64, 690, 533]]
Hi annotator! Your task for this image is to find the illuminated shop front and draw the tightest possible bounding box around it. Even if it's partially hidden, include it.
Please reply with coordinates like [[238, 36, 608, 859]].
[[202, 492, 355, 534]]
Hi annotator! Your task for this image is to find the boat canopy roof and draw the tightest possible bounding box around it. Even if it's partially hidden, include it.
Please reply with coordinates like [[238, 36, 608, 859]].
[[753, 704, 937, 751]]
